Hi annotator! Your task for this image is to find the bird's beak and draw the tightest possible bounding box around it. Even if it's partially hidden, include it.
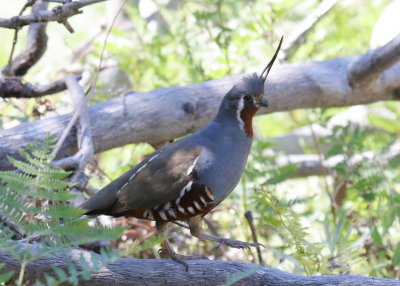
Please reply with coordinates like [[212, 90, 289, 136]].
[[255, 97, 268, 108]]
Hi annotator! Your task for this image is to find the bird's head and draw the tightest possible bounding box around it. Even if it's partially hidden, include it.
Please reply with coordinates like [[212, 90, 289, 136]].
[[216, 37, 283, 137], [223, 36, 283, 111]]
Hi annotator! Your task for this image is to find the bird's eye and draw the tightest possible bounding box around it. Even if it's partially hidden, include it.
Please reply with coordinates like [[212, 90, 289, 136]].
[[243, 95, 252, 102]]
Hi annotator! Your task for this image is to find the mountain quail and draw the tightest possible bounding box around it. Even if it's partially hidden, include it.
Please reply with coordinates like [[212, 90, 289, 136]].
[[80, 38, 283, 269]]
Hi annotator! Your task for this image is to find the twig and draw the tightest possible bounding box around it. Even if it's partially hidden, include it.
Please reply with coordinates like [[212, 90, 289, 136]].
[[50, 0, 126, 159], [3, 0, 49, 77], [306, 115, 336, 219], [0, 0, 107, 31], [244, 211, 263, 266], [0, 76, 77, 98], [5, 0, 38, 76], [64, 76, 94, 205], [0, 214, 26, 240], [50, 87, 90, 159], [282, 0, 338, 61]]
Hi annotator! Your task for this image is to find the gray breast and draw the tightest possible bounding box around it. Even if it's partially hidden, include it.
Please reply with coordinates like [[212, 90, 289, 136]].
[[194, 122, 253, 203]]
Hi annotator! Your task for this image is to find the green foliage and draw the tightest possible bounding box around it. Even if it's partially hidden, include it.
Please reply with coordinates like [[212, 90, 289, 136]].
[[1, 0, 398, 281], [0, 135, 125, 285], [255, 188, 322, 275], [0, 263, 13, 284]]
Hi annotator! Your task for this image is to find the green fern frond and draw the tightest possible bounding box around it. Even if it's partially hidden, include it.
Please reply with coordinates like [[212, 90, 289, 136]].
[[7, 156, 71, 179], [0, 134, 124, 285], [18, 149, 50, 169], [42, 205, 86, 219], [255, 188, 321, 275]]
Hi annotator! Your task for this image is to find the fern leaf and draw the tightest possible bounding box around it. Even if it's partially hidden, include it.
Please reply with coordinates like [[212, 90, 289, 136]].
[[42, 205, 86, 219]]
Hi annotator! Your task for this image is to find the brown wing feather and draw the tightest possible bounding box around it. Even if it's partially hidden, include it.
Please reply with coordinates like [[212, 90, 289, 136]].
[[110, 146, 203, 215]]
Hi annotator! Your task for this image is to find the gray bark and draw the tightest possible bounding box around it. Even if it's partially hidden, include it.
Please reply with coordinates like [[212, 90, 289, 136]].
[[1, 33, 400, 170], [0, 248, 399, 285]]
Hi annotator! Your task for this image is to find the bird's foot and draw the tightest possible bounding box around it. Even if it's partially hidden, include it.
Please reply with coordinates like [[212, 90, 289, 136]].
[[158, 248, 208, 271], [217, 238, 264, 249]]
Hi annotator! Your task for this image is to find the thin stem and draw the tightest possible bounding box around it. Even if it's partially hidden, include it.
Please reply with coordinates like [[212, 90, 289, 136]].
[[6, 0, 37, 76], [17, 260, 27, 286], [306, 113, 335, 221]]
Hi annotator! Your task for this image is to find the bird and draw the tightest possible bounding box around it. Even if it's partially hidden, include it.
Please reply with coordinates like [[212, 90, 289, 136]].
[[80, 37, 283, 269]]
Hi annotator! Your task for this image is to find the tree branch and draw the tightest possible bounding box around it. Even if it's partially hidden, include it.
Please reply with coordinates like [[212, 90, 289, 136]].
[[0, 246, 398, 285], [282, 0, 338, 61], [0, 76, 79, 98], [2, 0, 49, 77], [0, 35, 400, 170], [278, 141, 400, 178], [348, 32, 400, 90], [0, 0, 107, 31], [64, 76, 94, 206]]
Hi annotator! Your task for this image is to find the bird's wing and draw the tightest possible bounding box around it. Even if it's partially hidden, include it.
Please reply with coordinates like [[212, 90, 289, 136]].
[[110, 144, 203, 214]]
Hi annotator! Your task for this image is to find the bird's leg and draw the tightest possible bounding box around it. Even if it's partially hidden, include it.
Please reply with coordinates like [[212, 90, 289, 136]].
[[187, 216, 264, 249], [156, 221, 207, 271]]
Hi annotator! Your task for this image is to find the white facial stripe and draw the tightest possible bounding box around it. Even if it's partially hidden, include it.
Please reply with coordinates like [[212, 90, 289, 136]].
[[236, 97, 244, 131]]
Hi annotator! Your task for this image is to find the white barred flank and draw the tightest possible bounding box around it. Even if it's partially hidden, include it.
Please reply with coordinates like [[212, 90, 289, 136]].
[[168, 209, 177, 218], [199, 196, 207, 205], [193, 201, 201, 210], [159, 210, 168, 220]]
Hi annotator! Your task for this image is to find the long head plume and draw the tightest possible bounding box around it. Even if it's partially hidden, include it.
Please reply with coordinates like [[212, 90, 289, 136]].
[[259, 36, 283, 82]]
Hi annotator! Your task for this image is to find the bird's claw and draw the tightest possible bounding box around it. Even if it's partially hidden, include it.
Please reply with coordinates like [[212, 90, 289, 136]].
[[159, 248, 208, 271]]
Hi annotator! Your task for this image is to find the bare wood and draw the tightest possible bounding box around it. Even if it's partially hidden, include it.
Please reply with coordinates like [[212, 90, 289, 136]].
[[282, 0, 338, 60], [0, 247, 398, 285], [1, 35, 400, 170], [348, 32, 400, 89], [278, 141, 400, 178], [2, 0, 49, 77], [0, 0, 107, 30], [0, 76, 74, 99], [0, 214, 25, 240], [64, 76, 94, 206]]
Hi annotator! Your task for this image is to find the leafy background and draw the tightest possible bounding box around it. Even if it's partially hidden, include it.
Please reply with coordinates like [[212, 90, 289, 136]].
[[1, 0, 399, 282]]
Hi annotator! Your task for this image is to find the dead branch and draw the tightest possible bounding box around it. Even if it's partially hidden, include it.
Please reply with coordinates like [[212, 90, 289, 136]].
[[0, 214, 26, 240], [64, 76, 94, 206], [2, 0, 49, 77], [0, 76, 78, 98], [282, 0, 338, 60], [278, 141, 400, 178], [0, 246, 399, 285], [0, 245, 399, 285], [349, 32, 400, 90], [0, 34, 400, 170], [0, 0, 107, 31]]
